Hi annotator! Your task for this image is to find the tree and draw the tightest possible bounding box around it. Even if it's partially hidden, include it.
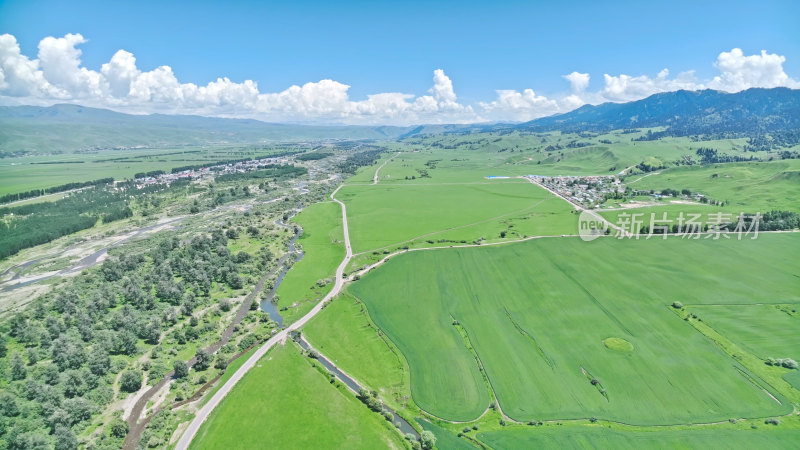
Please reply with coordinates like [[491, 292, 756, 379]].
[[142, 318, 162, 345], [63, 397, 94, 424], [173, 360, 189, 379], [53, 425, 78, 450], [10, 352, 26, 380], [62, 370, 87, 398], [194, 348, 212, 371], [0, 392, 19, 417], [214, 355, 228, 370], [0, 334, 7, 358], [420, 430, 437, 450], [120, 369, 143, 393], [109, 416, 129, 438], [115, 330, 138, 355], [88, 349, 111, 376]]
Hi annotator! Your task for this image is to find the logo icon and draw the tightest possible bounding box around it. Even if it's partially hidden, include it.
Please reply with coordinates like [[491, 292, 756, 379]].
[[578, 210, 608, 241]]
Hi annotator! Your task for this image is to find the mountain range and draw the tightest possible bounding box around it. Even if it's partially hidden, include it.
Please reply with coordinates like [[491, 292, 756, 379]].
[[1, 87, 798, 153]]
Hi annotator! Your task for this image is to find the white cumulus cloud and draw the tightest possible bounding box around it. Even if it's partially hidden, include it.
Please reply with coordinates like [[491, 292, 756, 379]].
[[0, 34, 797, 125], [563, 71, 590, 93], [709, 48, 800, 91]]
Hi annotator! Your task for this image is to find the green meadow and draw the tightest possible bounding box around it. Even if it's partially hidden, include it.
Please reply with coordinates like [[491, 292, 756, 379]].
[[338, 181, 575, 254], [0, 146, 286, 195], [348, 234, 800, 424], [625, 159, 800, 212], [690, 304, 799, 361], [190, 343, 405, 449], [275, 201, 345, 323], [303, 293, 410, 404], [477, 424, 800, 449]]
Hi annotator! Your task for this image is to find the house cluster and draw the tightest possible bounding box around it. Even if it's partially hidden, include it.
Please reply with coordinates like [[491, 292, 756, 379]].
[[133, 155, 293, 189], [525, 175, 622, 208]]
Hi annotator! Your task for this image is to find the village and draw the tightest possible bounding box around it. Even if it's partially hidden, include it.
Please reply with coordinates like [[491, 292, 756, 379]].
[[133, 154, 297, 189], [524, 174, 624, 208]]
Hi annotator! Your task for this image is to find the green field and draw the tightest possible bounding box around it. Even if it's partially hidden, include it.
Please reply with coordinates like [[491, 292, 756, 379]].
[[349, 234, 800, 424], [190, 343, 405, 449], [339, 181, 575, 254], [391, 132, 756, 180], [303, 293, 409, 403], [690, 304, 799, 361], [275, 201, 345, 322], [625, 160, 800, 212], [0, 146, 287, 195], [477, 424, 800, 449], [416, 419, 478, 450]]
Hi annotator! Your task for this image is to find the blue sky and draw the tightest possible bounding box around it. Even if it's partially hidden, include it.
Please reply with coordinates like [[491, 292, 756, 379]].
[[0, 0, 798, 124]]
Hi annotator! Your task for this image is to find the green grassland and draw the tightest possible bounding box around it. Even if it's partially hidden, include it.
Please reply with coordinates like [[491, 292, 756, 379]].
[[396, 131, 758, 178], [625, 159, 800, 212], [690, 304, 799, 361], [275, 201, 345, 323], [190, 342, 406, 449], [0, 146, 288, 195], [303, 293, 410, 405], [599, 203, 730, 235], [477, 423, 800, 449], [349, 234, 800, 424], [416, 419, 478, 450], [338, 182, 576, 254]]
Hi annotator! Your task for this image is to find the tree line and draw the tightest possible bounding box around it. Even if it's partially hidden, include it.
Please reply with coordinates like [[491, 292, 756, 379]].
[[0, 178, 114, 205]]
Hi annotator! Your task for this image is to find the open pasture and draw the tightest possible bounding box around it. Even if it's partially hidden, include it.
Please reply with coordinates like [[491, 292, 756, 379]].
[[338, 181, 575, 254], [275, 201, 344, 323], [190, 342, 404, 449], [349, 234, 800, 424], [397, 131, 756, 178], [303, 293, 409, 403], [625, 159, 800, 212]]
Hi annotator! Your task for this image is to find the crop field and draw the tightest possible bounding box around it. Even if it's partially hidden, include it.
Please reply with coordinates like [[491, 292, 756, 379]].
[[477, 424, 800, 449], [690, 304, 799, 361], [190, 342, 405, 449], [625, 159, 800, 212], [338, 181, 576, 254], [348, 234, 800, 424], [275, 201, 345, 323]]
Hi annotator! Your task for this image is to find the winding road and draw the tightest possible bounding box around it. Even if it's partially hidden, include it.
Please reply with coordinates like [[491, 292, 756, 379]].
[[175, 185, 352, 449]]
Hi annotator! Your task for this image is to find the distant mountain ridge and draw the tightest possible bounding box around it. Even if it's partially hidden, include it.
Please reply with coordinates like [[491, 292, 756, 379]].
[[0, 104, 414, 154], [514, 88, 800, 139], [2, 87, 799, 153]]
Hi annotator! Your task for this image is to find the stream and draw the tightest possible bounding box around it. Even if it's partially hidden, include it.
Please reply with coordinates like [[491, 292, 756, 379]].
[[295, 335, 420, 439], [259, 217, 304, 327]]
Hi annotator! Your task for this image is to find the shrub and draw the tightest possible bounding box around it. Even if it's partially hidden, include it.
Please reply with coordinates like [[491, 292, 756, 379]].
[[765, 418, 780, 425], [173, 360, 189, 379], [119, 370, 142, 393], [671, 301, 683, 309], [109, 417, 129, 438], [420, 430, 436, 450]]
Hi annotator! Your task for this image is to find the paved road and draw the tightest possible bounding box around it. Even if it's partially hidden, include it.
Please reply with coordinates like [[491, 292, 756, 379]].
[[175, 185, 352, 449]]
